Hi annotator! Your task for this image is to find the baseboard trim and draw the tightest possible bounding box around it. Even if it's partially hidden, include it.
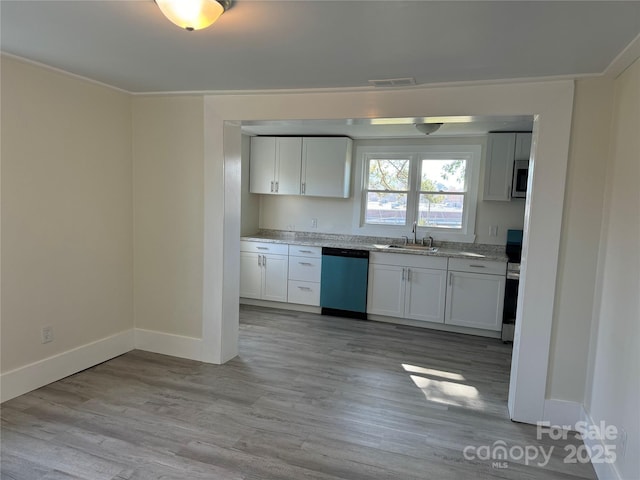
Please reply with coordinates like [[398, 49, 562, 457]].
[[0, 329, 135, 403], [134, 328, 203, 362], [543, 399, 584, 428], [581, 408, 622, 480], [240, 298, 321, 314]]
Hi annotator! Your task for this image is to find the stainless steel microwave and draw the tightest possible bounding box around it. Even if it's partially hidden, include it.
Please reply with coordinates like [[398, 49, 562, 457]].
[[512, 159, 529, 198]]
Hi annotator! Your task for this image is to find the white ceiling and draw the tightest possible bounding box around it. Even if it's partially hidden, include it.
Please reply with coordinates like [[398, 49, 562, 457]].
[[1, 1, 639, 93]]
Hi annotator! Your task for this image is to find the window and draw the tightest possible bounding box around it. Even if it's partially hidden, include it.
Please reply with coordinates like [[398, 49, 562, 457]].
[[358, 145, 481, 241], [364, 157, 410, 225], [418, 158, 466, 229]]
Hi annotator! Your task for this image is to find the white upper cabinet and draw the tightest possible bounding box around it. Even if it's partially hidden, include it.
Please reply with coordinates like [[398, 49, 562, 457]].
[[276, 137, 303, 195], [514, 132, 532, 161], [249, 137, 302, 195], [249, 137, 276, 194], [250, 136, 352, 198], [302, 137, 352, 198], [484, 133, 516, 201], [484, 132, 532, 201]]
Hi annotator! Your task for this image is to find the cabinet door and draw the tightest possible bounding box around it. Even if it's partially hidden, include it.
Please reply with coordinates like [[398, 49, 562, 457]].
[[302, 137, 352, 198], [484, 133, 516, 201], [275, 137, 302, 195], [404, 267, 446, 323], [240, 252, 262, 299], [514, 133, 532, 161], [445, 271, 505, 331], [367, 263, 405, 317], [249, 137, 276, 194], [262, 254, 289, 302]]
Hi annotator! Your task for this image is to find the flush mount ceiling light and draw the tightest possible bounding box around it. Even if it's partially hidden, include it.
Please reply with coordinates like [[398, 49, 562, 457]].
[[414, 123, 443, 135], [156, 0, 231, 31]]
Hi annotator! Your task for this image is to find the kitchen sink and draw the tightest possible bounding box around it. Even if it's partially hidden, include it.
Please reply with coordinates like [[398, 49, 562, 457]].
[[387, 245, 438, 253]]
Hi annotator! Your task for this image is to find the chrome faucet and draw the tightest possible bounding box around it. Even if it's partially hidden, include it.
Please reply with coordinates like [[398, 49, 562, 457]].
[[412, 221, 417, 244], [422, 235, 434, 248]]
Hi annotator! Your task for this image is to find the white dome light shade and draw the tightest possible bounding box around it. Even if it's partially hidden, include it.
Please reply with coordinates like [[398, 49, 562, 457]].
[[415, 123, 443, 135], [156, 0, 229, 31]]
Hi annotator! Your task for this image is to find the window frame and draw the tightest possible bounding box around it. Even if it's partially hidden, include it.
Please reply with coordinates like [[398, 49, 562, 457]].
[[353, 144, 481, 243]]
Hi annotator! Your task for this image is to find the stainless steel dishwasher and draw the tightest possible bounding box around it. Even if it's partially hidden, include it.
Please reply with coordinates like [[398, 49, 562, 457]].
[[320, 247, 369, 319]]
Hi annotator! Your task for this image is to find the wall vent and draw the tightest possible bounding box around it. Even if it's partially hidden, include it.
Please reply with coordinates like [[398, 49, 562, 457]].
[[368, 77, 416, 88]]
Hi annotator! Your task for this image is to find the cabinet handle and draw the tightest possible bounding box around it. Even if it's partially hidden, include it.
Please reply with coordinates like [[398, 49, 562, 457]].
[[275, 181, 279, 192], [270, 181, 274, 192], [263, 256, 266, 267], [256, 247, 268, 250], [302, 182, 306, 194], [407, 268, 412, 282], [469, 264, 486, 268], [299, 262, 313, 266], [297, 286, 312, 291], [449, 272, 453, 286], [299, 250, 313, 253], [401, 268, 405, 281], [258, 255, 262, 267]]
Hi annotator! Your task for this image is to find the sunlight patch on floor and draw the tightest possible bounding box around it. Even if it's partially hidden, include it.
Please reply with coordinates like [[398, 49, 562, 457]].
[[402, 363, 466, 381]]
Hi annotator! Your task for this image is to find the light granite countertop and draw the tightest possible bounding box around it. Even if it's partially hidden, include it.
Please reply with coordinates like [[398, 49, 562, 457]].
[[241, 230, 508, 262]]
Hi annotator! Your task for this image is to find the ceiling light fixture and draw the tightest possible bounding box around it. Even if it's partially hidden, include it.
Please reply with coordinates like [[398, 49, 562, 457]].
[[156, 0, 231, 31], [415, 123, 443, 135]]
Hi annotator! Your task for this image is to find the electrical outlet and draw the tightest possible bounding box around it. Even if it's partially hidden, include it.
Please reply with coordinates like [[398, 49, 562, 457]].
[[489, 225, 499, 237], [311, 218, 318, 229], [41, 326, 54, 344]]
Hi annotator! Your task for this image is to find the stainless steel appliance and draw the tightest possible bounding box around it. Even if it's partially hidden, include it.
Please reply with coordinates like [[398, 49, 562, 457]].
[[502, 229, 523, 342], [511, 159, 529, 198], [320, 247, 369, 319]]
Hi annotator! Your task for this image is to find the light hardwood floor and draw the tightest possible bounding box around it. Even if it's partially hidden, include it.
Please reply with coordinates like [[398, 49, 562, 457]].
[[1, 306, 596, 479]]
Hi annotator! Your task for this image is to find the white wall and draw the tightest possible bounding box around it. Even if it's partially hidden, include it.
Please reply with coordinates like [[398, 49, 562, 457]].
[[585, 58, 639, 480], [132, 96, 205, 340], [1, 56, 133, 385], [546, 77, 614, 403], [256, 136, 525, 245]]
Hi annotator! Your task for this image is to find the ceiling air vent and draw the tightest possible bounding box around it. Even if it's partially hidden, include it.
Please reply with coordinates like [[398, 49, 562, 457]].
[[368, 77, 416, 88]]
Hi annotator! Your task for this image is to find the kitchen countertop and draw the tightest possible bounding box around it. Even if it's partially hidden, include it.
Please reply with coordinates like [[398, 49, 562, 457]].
[[241, 230, 508, 262]]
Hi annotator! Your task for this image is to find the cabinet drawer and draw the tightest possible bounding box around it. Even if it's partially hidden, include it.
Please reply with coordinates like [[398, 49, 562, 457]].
[[369, 252, 448, 270], [289, 245, 322, 258], [288, 256, 321, 282], [240, 241, 289, 255], [448, 258, 506, 275], [288, 280, 320, 306]]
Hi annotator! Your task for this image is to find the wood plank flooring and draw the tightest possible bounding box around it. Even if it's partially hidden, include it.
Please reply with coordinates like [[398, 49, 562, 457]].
[[1, 306, 596, 479]]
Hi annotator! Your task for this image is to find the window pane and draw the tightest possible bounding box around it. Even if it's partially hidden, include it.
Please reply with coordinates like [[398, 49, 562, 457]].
[[421, 159, 466, 193], [418, 193, 464, 229], [368, 159, 410, 191], [365, 192, 407, 225]]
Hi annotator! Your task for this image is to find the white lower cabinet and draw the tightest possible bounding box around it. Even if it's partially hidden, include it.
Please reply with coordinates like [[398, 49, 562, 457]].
[[367, 264, 406, 317], [240, 240, 507, 334], [240, 242, 289, 303], [367, 253, 447, 324], [287, 245, 322, 306], [445, 259, 506, 331]]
